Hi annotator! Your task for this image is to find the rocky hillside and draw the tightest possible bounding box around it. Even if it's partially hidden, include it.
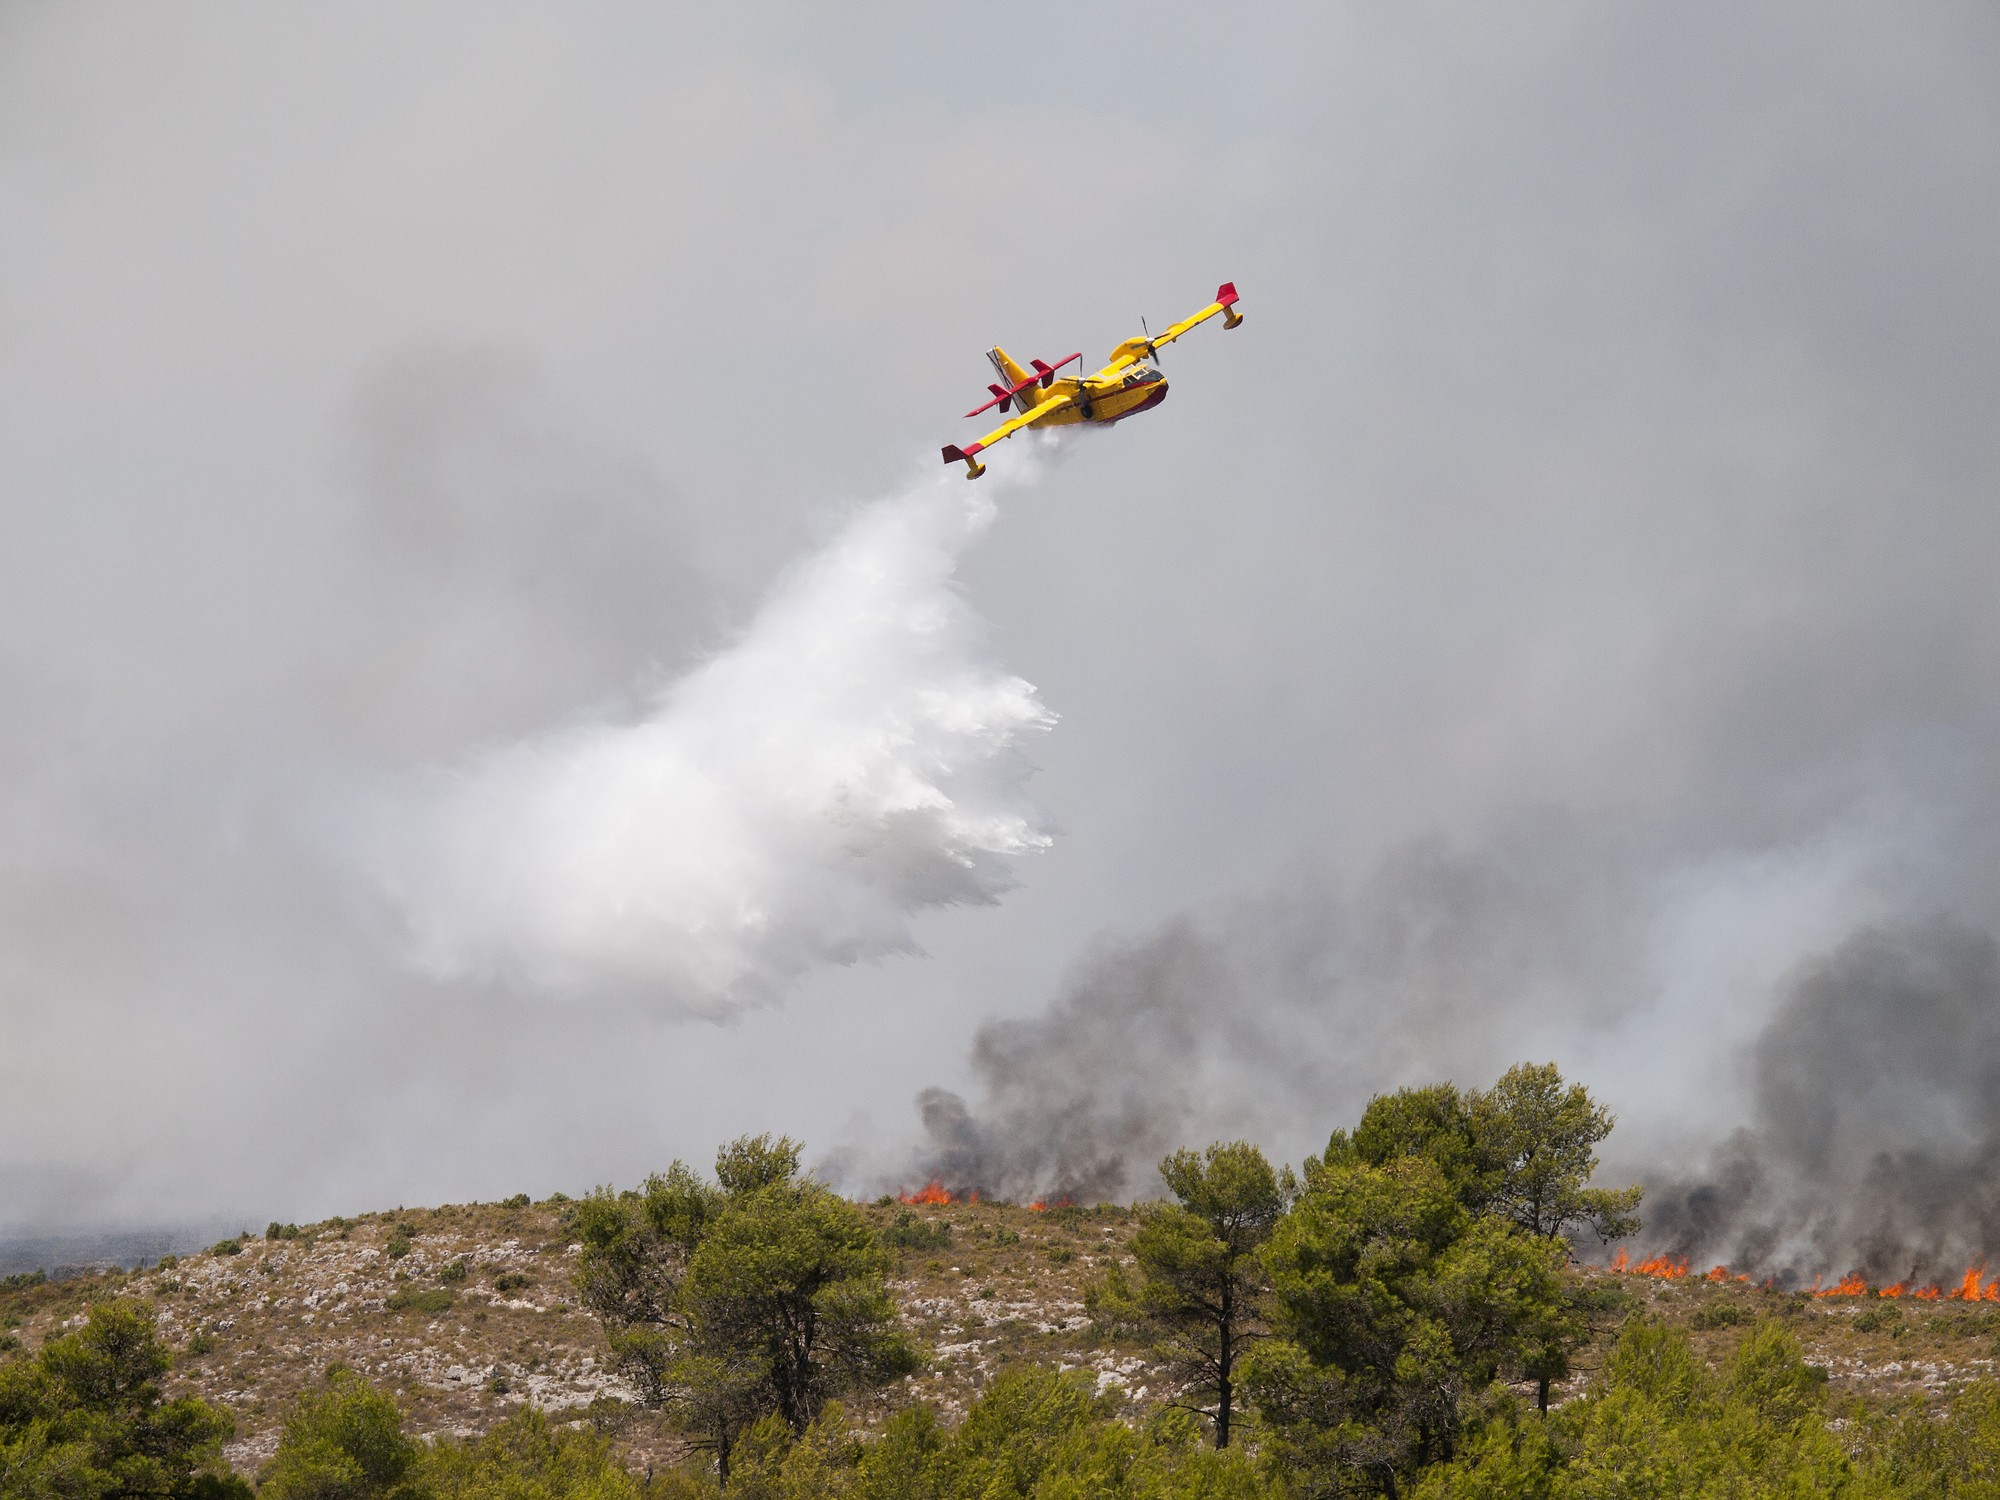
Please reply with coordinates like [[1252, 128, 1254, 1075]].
[[0, 1196, 1160, 1477], [6, 1195, 1995, 1480]]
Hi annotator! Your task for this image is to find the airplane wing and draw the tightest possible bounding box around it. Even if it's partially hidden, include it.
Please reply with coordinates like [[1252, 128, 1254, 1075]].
[[942, 392, 1077, 472], [1100, 282, 1244, 375]]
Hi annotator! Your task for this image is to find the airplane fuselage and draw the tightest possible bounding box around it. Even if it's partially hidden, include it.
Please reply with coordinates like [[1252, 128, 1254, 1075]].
[[1026, 365, 1168, 427]]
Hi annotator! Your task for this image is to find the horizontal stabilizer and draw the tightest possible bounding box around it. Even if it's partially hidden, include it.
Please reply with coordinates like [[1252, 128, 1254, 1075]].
[[964, 372, 1038, 418], [1029, 352, 1082, 388]]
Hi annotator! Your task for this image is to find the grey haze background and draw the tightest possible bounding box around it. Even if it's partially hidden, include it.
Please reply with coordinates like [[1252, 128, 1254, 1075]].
[[3, 3, 1999, 1279]]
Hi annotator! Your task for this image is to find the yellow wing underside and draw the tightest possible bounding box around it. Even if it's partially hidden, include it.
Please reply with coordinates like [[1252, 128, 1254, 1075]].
[[963, 393, 1077, 455], [1097, 292, 1239, 378]]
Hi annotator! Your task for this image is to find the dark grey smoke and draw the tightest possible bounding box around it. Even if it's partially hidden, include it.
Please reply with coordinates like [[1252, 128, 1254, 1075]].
[[1644, 919, 2000, 1285], [890, 829, 1646, 1203], [906, 892, 2000, 1282], [910, 922, 1230, 1204], [891, 863, 2000, 1289]]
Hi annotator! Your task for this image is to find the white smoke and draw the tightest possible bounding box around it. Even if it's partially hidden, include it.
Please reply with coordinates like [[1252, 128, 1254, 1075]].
[[354, 465, 1057, 1013]]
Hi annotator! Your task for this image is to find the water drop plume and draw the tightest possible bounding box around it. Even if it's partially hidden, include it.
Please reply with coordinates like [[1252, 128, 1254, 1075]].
[[357, 468, 1057, 1013]]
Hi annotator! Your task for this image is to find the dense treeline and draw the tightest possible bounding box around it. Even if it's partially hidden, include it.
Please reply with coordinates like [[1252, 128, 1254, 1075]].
[[14, 1062, 2000, 1497]]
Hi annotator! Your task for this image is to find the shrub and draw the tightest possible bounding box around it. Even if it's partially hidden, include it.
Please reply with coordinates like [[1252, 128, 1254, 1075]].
[[492, 1272, 535, 1294], [420, 1405, 641, 1500], [501, 1193, 531, 1209], [210, 1239, 242, 1257], [439, 1260, 469, 1284], [385, 1236, 412, 1260], [261, 1368, 419, 1500], [386, 1288, 454, 1315], [580, 1396, 636, 1435], [882, 1209, 952, 1250], [1855, 1304, 1904, 1334]]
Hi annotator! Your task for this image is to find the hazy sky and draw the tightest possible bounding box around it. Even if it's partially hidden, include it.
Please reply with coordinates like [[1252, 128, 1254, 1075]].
[[5, 2, 2000, 1240]]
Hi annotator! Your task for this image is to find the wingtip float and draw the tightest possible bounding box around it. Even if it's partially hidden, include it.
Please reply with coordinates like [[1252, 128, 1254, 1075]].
[[941, 282, 1244, 480]]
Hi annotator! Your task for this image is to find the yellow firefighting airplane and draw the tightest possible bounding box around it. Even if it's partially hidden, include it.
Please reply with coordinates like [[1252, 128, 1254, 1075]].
[[941, 282, 1243, 478]]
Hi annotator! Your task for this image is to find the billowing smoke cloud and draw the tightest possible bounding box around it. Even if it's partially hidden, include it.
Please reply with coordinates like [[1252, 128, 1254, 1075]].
[[873, 808, 2000, 1279], [352, 469, 1057, 1012], [880, 827, 1651, 1203], [1643, 919, 2000, 1285]]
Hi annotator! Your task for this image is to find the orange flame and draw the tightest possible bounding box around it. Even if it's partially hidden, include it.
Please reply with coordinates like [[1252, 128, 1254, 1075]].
[[1948, 1268, 2000, 1301], [1603, 1260, 2000, 1298], [1604, 1247, 1688, 1278], [1802, 1268, 2000, 1300]]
